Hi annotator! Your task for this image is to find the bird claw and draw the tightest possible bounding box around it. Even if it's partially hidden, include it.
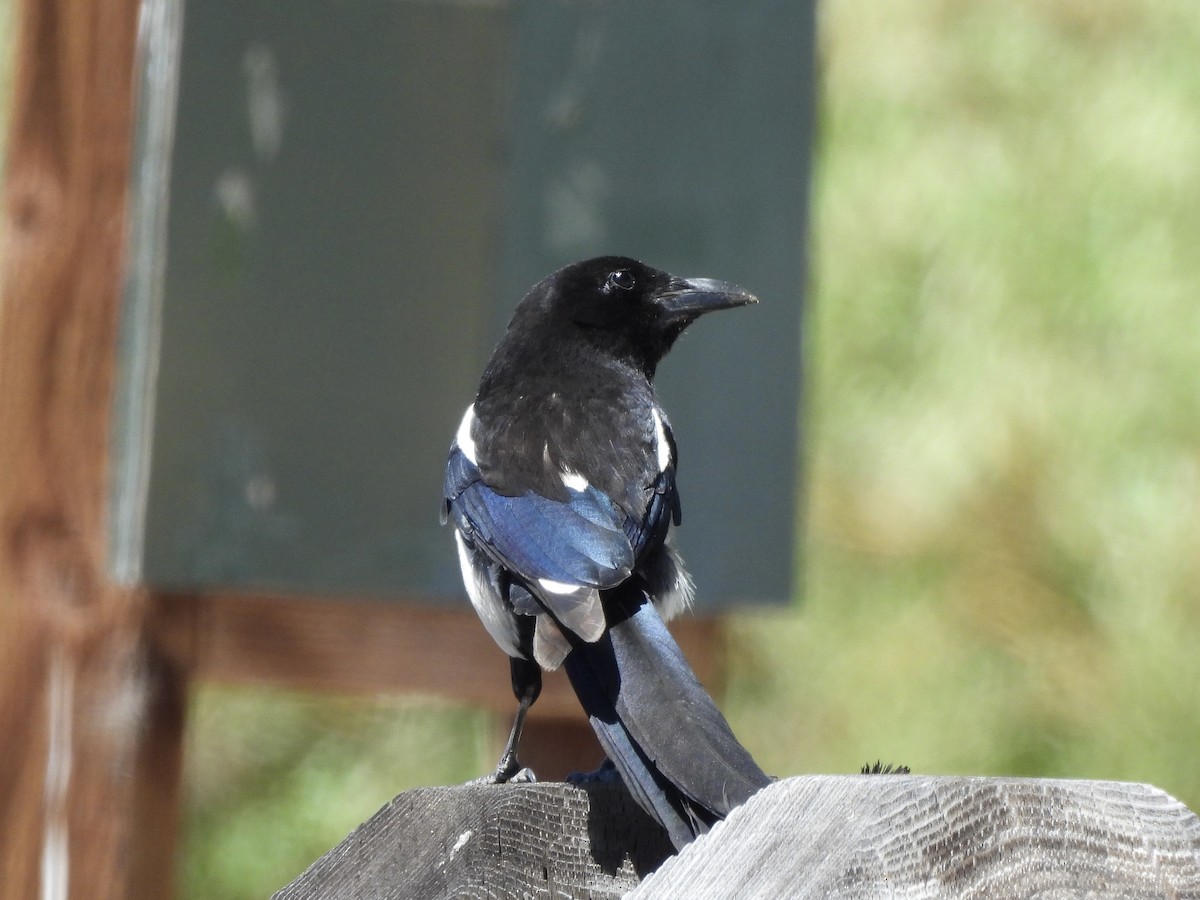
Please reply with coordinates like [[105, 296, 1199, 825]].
[[469, 756, 538, 786]]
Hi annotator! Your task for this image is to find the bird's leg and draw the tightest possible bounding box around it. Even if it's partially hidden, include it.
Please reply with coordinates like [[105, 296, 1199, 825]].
[[492, 694, 535, 783], [474, 656, 542, 785]]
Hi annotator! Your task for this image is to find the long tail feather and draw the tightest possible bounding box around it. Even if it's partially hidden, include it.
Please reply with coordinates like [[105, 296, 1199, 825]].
[[563, 584, 771, 849]]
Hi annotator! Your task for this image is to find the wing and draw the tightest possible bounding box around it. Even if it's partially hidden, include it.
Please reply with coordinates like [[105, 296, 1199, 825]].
[[444, 443, 675, 648]]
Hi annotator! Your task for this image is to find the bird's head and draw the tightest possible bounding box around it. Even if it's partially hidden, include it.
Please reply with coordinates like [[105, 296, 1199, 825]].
[[521, 256, 758, 377]]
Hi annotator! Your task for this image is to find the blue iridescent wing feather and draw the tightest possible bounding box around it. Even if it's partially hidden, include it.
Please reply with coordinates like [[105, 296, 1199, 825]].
[[445, 446, 645, 591]]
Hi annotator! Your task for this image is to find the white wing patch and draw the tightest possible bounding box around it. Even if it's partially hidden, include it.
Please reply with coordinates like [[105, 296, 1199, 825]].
[[651, 406, 672, 472], [543, 444, 589, 492], [456, 405, 479, 464], [560, 469, 589, 492], [538, 577, 582, 595]]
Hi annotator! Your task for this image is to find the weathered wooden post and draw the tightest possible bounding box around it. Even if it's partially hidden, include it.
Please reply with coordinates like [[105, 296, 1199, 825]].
[[275, 776, 1200, 898]]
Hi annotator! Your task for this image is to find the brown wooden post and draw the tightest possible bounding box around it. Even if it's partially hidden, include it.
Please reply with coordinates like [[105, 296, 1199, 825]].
[[0, 1, 184, 898]]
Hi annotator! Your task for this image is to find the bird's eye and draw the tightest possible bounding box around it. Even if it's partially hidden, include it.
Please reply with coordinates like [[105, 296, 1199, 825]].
[[605, 269, 635, 292]]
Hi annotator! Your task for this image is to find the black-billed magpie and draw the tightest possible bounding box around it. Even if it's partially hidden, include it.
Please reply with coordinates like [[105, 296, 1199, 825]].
[[441, 256, 771, 849]]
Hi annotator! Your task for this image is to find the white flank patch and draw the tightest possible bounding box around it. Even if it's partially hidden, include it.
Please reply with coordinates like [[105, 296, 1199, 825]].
[[455, 531, 520, 658], [456, 404, 478, 464], [651, 407, 671, 472], [560, 469, 589, 492], [537, 577, 582, 595]]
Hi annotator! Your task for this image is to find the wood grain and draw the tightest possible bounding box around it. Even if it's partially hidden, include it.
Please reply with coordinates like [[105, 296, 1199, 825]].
[[273, 781, 674, 900], [275, 775, 1200, 898], [632, 775, 1200, 898], [0, 0, 176, 897]]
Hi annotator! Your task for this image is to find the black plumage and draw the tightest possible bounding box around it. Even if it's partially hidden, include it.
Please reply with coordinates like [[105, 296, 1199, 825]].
[[442, 255, 771, 849]]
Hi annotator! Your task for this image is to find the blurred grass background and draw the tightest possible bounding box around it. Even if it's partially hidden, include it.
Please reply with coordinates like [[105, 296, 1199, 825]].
[[192, 0, 1200, 896], [3, 0, 1198, 896], [732, 0, 1200, 782]]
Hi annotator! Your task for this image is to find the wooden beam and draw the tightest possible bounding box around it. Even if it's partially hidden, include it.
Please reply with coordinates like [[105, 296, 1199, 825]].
[[153, 593, 722, 721], [275, 777, 1200, 899], [152, 592, 721, 781], [0, 0, 177, 898]]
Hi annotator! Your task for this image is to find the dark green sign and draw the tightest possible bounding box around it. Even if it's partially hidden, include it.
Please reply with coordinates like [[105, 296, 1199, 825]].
[[114, 0, 814, 608]]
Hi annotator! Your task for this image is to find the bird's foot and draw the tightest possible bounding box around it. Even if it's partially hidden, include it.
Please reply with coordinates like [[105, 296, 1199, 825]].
[[566, 758, 621, 785], [469, 754, 537, 785]]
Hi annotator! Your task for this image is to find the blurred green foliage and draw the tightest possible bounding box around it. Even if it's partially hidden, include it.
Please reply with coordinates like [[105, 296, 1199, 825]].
[[183, 689, 489, 899], [728, 0, 1200, 795], [181, 0, 1200, 896]]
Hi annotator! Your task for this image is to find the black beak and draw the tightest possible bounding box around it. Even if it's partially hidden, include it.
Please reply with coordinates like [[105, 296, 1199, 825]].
[[654, 276, 758, 324]]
